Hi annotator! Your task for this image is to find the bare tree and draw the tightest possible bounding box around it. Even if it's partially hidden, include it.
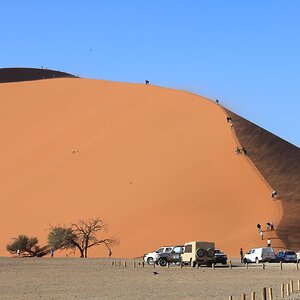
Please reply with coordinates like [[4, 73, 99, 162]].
[[72, 218, 118, 258], [48, 218, 118, 258]]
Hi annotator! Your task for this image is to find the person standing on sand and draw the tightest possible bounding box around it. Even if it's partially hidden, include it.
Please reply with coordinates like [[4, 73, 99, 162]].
[[108, 248, 112, 258], [257, 224, 261, 232], [267, 238, 271, 247], [260, 231, 264, 240], [50, 248, 54, 258], [271, 191, 277, 199], [240, 248, 244, 263], [17, 249, 20, 257]]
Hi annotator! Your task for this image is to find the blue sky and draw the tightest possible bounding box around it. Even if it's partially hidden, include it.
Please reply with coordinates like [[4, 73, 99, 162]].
[[1, 1, 299, 146]]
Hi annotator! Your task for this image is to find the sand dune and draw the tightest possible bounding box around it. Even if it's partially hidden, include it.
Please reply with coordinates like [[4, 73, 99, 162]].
[[0, 78, 282, 258], [0, 67, 76, 83], [225, 109, 300, 250]]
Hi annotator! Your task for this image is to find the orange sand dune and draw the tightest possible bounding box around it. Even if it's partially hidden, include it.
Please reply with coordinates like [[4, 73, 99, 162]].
[[0, 78, 282, 258]]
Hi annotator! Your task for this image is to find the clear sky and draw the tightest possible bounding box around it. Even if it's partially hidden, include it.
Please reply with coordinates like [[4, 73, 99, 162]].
[[1, 1, 299, 146]]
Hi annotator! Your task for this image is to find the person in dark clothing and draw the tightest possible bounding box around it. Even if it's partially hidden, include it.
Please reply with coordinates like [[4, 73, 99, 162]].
[[241, 147, 247, 155], [145, 80, 149, 85], [271, 190, 277, 199], [240, 248, 244, 263], [236, 146, 241, 155], [216, 99, 219, 104], [257, 224, 261, 232]]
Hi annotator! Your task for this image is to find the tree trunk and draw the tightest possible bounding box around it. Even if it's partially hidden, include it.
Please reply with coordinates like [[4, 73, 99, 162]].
[[79, 248, 84, 258]]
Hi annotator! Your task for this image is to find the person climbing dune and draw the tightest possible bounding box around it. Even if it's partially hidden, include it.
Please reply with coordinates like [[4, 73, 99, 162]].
[[241, 147, 247, 155]]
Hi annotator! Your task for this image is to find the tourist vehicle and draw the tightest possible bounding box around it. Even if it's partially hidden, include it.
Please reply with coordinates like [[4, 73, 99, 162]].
[[153, 245, 185, 266], [243, 247, 276, 263], [143, 246, 173, 265], [181, 241, 215, 267], [214, 248, 227, 265], [276, 250, 297, 263]]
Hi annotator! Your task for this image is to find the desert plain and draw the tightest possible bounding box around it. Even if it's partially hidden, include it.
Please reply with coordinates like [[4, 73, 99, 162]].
[[1, 257, 300, 299]]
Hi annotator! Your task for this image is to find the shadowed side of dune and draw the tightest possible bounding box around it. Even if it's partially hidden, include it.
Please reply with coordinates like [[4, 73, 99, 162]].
[[224, 109, 300, 250], [0, 68, 77, 83]]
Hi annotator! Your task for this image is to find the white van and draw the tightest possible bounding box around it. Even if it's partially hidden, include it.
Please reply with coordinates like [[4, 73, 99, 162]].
[[243, 247, 276, 263]]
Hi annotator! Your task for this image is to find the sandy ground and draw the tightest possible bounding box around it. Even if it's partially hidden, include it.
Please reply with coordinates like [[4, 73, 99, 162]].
[[1, 257, 300, 299]]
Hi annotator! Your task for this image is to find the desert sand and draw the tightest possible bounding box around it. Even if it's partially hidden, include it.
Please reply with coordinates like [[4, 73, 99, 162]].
[[0, 77, 282, 258], [1, 257, 300, 299], [225, 109, 300, 251]]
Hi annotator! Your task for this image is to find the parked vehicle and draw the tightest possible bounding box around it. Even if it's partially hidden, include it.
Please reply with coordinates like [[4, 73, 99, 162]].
[[214, 248, 227, 265], [143, 246, 173, 265], [153, 245, 185, 267], [181, 241, 215, 267], [243, 247, 276, 263], [297, 251, 300, 263], [276, 250, 297, 263]]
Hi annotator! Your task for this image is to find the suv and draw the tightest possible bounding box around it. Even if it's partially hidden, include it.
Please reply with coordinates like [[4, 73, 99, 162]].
[[181, 241, 215, 267], [243, 247, 276, 263], [153, 245, 185, 266], [214, 248, 227, 265], [276, 250, 297, 263], [143, 246, 173, 265]]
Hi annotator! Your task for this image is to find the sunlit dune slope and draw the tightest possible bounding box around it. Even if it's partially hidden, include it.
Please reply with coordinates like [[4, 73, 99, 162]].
[[225, 109, 300, 251], [0, 78, 281, 258]]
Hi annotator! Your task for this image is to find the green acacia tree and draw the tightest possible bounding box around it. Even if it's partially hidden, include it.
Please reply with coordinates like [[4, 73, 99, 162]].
[[6, 235, 50, 257]]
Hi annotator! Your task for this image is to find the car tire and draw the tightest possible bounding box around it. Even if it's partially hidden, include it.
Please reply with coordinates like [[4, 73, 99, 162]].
[[158, 258, 167, 267], [243, 258, 248, 264], [206, 248, 215, 258], [147, 257, 154, 265], [196, 248, 205, 258], [255, 257, 260, 264]]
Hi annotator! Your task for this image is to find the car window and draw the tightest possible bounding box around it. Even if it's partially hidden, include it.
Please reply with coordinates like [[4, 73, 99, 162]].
[[286, 251, 296, 255], [165, 248, 172, 252], [215, 249, 220, 254], [185, 245, 192, 253], [173, 246, 182, 254], [156, 248, 164, 253]]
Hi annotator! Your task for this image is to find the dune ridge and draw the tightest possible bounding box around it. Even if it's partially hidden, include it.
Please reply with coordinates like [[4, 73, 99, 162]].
[[0, 67, 77, 83], [224, 109, 300, 250], [0, 78, 284, 257]]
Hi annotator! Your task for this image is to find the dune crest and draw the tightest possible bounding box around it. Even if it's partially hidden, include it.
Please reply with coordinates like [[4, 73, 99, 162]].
[[0, 78, 283, 257]]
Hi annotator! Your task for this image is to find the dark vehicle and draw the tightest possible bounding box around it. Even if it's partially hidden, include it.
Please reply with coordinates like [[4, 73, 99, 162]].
[[214, 248, 227, 265], [153, 245, 185, 267], [276, 250, 297, 263]]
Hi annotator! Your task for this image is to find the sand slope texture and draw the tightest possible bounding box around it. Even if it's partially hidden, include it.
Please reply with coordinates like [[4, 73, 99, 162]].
[[0, 78, 284, 258]]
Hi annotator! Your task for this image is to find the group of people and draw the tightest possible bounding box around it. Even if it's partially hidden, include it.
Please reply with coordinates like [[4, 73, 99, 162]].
[[235, 146, 247, 155], [257, 223, 273, 246]]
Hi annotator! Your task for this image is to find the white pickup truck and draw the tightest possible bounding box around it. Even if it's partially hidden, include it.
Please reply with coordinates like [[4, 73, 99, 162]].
[[143, 246, 173, 265]]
